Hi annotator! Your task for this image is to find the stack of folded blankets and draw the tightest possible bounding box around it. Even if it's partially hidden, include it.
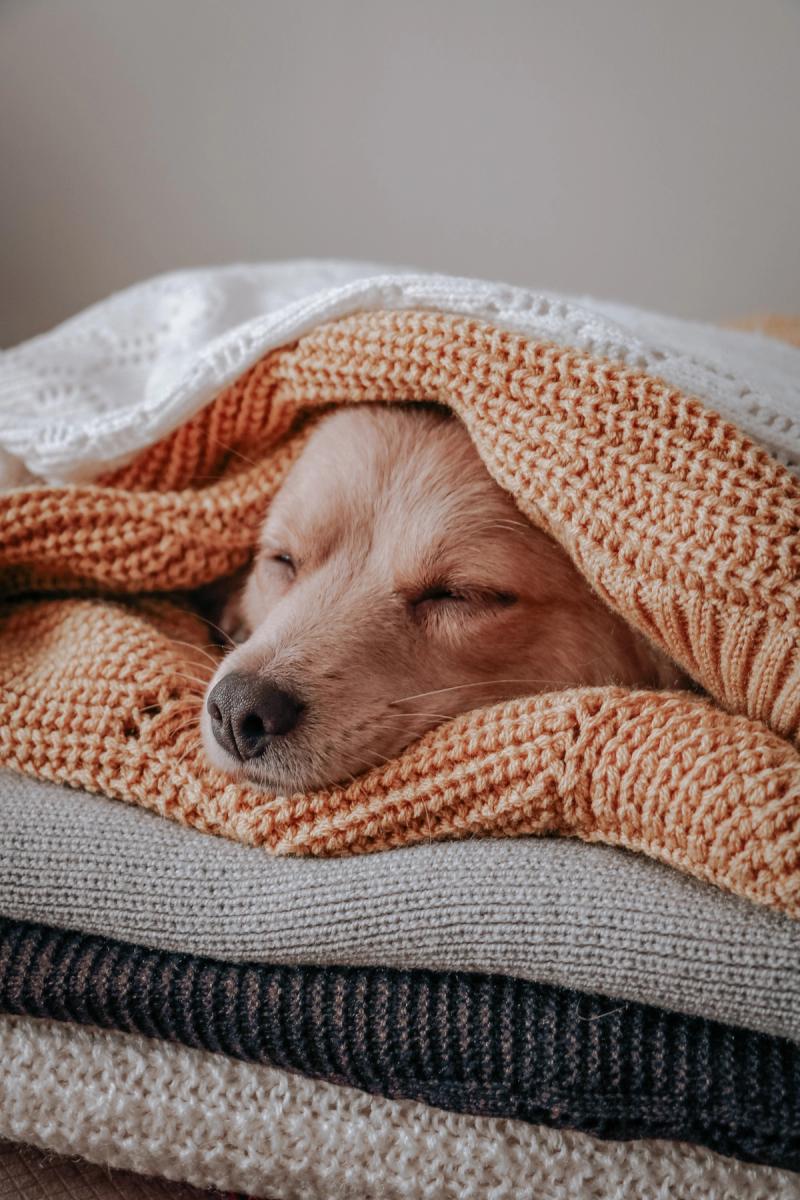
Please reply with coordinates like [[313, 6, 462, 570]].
[[0, 261, 798, 1200]]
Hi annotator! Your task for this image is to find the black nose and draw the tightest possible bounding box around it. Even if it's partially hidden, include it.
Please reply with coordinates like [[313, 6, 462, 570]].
[[207, 672, 303, 761]]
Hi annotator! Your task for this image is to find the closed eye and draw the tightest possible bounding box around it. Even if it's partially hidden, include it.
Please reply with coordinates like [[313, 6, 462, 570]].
[[259, 549, 297, 578], [413, 585, 467, 605], [408, 584, 516, 613]]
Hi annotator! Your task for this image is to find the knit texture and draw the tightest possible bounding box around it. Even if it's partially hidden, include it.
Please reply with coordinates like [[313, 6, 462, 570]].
[[2, 772, 797, 1041], [1, 917, 797, 1170], [1, 312, 799, 913], [2, 1016, 798, 1200], [2, 263, 798, 485], [0, 1140, 220, 1200]]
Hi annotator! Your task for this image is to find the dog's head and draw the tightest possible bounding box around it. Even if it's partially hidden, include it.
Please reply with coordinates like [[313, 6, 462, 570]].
[[201, 405, 674, 791]]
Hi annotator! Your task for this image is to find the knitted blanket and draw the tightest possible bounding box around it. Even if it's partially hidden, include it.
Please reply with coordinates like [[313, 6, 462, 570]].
[[1, 270, 799, 914], [3, 263, 799, 483], [1, 917, 797, 1170], [4, 1017, 796, 1200], [2, 772, 798, 1042]]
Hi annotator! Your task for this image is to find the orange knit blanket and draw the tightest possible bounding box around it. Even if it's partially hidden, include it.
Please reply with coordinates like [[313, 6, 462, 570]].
[[1, 312, 799, 915]]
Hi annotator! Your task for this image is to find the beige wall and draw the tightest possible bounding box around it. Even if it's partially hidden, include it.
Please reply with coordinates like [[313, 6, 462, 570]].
[[1, 0, 798, 346]]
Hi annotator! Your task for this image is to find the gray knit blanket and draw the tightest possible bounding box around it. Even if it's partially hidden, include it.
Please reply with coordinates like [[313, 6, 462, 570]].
[[1, 770, 797, 1041]]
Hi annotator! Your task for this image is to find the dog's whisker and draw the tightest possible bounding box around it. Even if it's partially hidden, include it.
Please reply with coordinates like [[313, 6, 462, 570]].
[[212, 437, 260, 470], [356, 744, 396, 765], [168, 711, 201, 729], [170, 695, 206, 709], [486, 521, 529, 533], [170, 671, 214, 688], [168, 723, 202, 745], [345, 753, 382, 773], [377, 712, 455, 725], [366, 749, 393, 765], [166, 603, 238, 650], [344, 748, 398, 777], [168, 639, 221, 667], [166, 689, 209, 704], [388, 679, 560, 705], [171, 724, 200, 742], [201, 616, 237, 649], [175, 741, 201, 768]]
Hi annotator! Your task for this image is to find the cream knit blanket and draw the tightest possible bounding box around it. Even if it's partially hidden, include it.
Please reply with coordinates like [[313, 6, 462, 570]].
[[1, 262, 798, 484], [1, 1015, 796, 1200]]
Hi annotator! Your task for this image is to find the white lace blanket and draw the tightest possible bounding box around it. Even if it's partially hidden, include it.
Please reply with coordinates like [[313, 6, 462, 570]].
[[1, 259, 798, 487]]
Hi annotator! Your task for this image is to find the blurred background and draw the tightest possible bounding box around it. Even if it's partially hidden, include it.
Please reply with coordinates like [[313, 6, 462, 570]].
[[1, 0, 798, 346]]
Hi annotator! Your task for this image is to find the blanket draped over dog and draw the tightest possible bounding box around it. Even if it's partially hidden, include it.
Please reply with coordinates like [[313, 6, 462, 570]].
[[1, 307, 799, 914]]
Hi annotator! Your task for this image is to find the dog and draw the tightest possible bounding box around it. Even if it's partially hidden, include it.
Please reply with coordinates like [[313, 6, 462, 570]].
[[201, 405, 685, 792]]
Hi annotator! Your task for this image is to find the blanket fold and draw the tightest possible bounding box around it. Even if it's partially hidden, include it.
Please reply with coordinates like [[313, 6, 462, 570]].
[[1, 311, 799, 914], [2, 772, 798, 1041], [1, 917, 798, 1171]]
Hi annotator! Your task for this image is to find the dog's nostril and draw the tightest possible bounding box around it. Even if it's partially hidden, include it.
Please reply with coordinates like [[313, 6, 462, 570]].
[[235, 711, 269, 761], [241, 712, 265, 739], [234, 686, 302, 758], [207, 672, 303, 762]]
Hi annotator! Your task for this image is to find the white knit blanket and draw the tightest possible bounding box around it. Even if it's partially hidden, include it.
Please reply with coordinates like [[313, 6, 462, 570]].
[[1, 260, 798, 487], [2, 1015, 796, 1200]]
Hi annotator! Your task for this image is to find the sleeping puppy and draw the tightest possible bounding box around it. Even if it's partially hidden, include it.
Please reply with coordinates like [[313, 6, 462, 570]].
[[201, 405, 684, 791]]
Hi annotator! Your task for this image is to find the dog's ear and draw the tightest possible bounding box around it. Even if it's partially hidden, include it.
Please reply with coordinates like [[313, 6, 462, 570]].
[[192, 563, 251, 646]]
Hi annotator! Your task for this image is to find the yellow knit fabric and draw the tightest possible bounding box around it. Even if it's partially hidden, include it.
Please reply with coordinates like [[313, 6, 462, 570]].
[[1, 311, 798, 914]]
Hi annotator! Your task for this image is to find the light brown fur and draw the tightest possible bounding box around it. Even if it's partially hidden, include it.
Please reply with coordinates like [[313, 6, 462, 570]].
[[201, 406, 684, 790]]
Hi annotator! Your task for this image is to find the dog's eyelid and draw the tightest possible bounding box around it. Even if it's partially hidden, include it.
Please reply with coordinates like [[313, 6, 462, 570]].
[[259, 548, 298, 576], [408, 584, 517, 611], [414, 584, 463, 605]]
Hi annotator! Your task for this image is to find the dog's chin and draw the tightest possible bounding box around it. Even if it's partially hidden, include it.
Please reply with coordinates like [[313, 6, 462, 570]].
[[240, 758, 331, 795], [200, 722, 346, 794]]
